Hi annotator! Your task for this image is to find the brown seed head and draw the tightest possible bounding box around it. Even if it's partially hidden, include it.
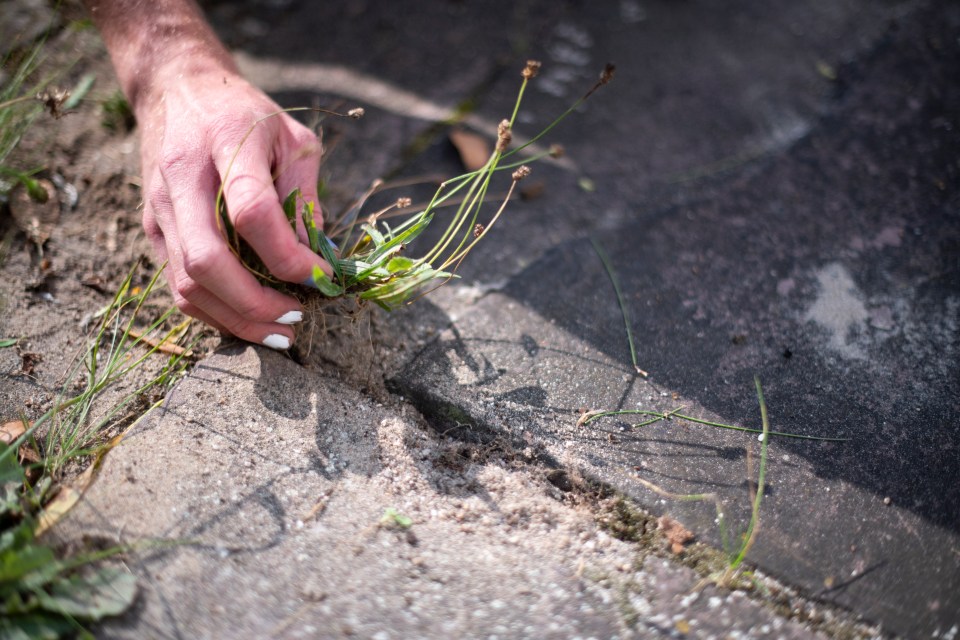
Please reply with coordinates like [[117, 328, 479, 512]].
[[396, 197, 412, 208], [348, 107, 365, 119], [599, 63, 616, 86], [549, 144, 565, 159], [522, 60, 542, 80], [512, 165, 532, 181], [473, 223, 485, 238], [37, 87, 71, 119], [496, 119, 512, 153]]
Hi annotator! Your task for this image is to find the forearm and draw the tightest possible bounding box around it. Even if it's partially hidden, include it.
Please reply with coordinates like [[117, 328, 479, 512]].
[[82, 0, 237, 113]]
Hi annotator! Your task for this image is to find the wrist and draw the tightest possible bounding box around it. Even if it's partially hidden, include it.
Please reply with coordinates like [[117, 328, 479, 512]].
[[85, 0, 239, 115]]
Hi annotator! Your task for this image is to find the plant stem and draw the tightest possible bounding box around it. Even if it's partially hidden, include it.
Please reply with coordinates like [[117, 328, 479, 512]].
[[728, 376, 770, 570], [581, 408, 848, 441], [591, 238, 646, 376]]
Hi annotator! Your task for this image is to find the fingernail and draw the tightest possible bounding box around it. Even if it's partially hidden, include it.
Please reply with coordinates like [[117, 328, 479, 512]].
[[262, 334, 291, 350], [275, 310, 303, 324]]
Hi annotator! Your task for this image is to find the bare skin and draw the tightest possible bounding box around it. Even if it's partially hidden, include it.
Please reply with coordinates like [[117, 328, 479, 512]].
[[83, 0, 330, 349]]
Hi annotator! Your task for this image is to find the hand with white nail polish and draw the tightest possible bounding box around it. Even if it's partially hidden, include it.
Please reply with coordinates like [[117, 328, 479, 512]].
[[84, 0, 331, 350]]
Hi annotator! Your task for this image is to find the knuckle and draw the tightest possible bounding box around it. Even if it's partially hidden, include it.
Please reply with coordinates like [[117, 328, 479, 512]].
[[232, 295, 271, 322], [227, 182, 274, 233], [173, 272, 204, 302], [157, 147, 193, 180], [209, 114, 251, 146], [266, 248, 306, 282], [291, 127, 321, 154], [221, 316, 254, 340], [180, 245, 224, 287], [172, 294, 194, 316]]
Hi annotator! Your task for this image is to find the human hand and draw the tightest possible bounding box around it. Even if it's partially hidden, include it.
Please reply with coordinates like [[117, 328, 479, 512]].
[[136, 61, 329, 350]]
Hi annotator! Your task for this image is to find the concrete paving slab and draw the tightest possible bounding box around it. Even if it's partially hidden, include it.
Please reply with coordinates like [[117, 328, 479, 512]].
[[54, 346, 845, 639]]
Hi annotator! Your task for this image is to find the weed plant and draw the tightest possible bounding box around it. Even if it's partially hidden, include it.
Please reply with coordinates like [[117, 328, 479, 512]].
[[218, 60, 615, 310]]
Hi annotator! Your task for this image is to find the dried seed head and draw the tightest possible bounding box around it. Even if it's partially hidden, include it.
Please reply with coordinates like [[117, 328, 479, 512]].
[[512, 165, 531, 181], [37, 87, 71, 119], [473, 223, 485, 238], [496, 119, 512, 153], [348, 107, 365, 119], [522, 60, 542, 79], [599, 63, 616, 86], [396, 197, 412, 208], [549, 144, 565, 159]]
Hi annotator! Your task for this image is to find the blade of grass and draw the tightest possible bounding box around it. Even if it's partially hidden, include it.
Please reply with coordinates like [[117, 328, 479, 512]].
[[590, 238, 647, 377], [728, 376, 770, 571]]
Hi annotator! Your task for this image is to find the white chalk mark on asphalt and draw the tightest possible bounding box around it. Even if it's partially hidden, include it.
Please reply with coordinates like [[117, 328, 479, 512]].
[[804, 262, 869, 360]]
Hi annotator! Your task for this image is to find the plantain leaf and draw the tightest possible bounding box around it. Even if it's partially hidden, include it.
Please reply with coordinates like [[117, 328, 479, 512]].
[[310, 265, 343, 297], [302, 197, 321, 254], [36, 566, 136, 620], [0, 543, 55, 583], [0, 612, 72, 640], [313, 226, 342, 285], [282, 188, 300, 233], [386, 257, 414, 273], [360, 224, 384, 247]]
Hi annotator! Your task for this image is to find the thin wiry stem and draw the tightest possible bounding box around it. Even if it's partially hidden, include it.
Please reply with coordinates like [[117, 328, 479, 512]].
[[581, 408, 848, 441], [591, 238, 647, 376]]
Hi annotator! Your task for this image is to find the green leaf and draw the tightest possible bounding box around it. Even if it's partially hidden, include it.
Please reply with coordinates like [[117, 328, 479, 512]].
[[360, 223, 385, 247], [0, 443, 24, 486], [37, 567, 136, 620], [0, 612, 73, 640], [380, 507, 413, 529], [366, 213, 432, 264], [19, 176, 48, 204], [0, 544, 54, 583], [63, 73, 96, 110], [386, 257, 414, 273], [282, 188, 300, 232], [359, 267, 453, 308], [310, 266, 343, 297], [314, 227, 343, 285], [302, 197, 321, 254], [0, 338, 19, 348]]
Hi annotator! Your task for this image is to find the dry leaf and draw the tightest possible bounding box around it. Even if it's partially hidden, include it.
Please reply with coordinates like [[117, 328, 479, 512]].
[[657, 515, 695, 554], [449, 128, 491, 172], [1, 420, 27, 445], [127, 328, 193, 357], [576, 409, 603, 427]]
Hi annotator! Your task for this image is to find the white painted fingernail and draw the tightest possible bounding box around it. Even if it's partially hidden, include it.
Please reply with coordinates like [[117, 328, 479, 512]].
[[262, 334, 291, 350], [275, 310, 303, 325]]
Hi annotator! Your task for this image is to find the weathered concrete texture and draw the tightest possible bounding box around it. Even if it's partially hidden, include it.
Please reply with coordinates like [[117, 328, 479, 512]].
[[395, 2, 960, 637], [55, 346, 837, 639]]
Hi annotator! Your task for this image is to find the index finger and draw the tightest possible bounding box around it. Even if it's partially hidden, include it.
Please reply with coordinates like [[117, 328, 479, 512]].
[[218, 138, 331, 285]]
